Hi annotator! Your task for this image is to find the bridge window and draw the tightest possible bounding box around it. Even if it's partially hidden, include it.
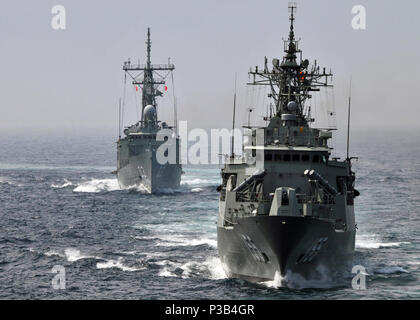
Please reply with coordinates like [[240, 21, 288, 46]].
[[312, 155, 320, 163], [274, 153, 282, 161], [265, 153, 273, 161], [292, 154, 300, 161], [284, 154, 291, 162], [302, 154, 310, 162]]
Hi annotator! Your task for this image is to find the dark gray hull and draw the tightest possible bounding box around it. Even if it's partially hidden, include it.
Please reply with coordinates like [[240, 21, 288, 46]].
[[117, 149, 181, 193], [217, 216, 355, 285]]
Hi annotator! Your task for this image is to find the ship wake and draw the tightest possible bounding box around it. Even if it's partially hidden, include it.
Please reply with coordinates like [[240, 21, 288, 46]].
[[260, 265, 342, 289], [50, 177, 207, 194], [156, 256, 227, 280]]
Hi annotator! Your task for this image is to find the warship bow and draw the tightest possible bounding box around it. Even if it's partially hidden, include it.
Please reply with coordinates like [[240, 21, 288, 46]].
[[116, 28, 182, 193], [217, 3, 359, 286]]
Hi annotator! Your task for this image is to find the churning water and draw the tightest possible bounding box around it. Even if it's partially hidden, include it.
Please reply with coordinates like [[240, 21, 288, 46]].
[[0, 129, 419, 299]]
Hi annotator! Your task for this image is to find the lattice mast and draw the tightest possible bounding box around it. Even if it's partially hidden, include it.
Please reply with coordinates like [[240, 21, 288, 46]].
[[248, 2, 333, 127], [122, 28, 175, 124]]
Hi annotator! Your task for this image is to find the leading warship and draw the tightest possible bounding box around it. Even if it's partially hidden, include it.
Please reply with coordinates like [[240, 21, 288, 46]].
[[217, 4, 359, 285], [116, 28, 182, 193]]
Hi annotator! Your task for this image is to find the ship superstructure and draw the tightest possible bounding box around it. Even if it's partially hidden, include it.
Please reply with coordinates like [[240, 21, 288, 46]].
[[117, 28, 181, 193], [217, 4, 359, 285]]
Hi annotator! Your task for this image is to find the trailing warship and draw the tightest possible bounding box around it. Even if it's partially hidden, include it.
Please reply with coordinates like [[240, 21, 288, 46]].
[[217, 4, 359, 285], [116, 28, 181, 193]]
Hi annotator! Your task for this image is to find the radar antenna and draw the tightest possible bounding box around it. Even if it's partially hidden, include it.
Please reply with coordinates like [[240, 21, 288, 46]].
[[346, 77, 352, 160], [247, 2, 333, 128], [122, 28, 175, 126], [231, 73, 237, 158]]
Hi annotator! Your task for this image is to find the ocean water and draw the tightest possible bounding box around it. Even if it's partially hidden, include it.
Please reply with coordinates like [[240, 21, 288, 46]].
[[0, 129, 419, 299]]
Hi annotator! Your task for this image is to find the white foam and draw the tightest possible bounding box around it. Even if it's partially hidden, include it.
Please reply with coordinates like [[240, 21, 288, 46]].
[[73, 178, 120, 193], [155, 235, 217, 248], [261, 271, 285, 288], [356, 235, 410, 249], [64, 248, 99, 262], [260, 265, 336, 289], [51, 179, 73, 188], [71, 178, 152, 193], [156, 260, 179, 277], [375, 266, 409, 274], [133, 235, 158, 240], [45, 250, 65, 258], [96, 258, 141, 272], [181, 178, 214, 186], [0, 163, 115, 171], [203, 256, 229, 280], [67, 174, 210, 194], [133, 184, 151, 193], [154, 187, 183, 194], [158, 269, 177, 277], [157, 256, 227, 280], [154, 185, 205, 194], [0, 176, 20, 186]]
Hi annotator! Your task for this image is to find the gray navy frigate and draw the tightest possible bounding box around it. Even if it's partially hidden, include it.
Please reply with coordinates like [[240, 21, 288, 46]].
[[116, 28, 181, 193], [217, 4, 359, 285]]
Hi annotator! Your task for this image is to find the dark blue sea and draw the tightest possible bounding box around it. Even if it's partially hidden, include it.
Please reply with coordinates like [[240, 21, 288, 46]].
[[0, 129, 419, 299]]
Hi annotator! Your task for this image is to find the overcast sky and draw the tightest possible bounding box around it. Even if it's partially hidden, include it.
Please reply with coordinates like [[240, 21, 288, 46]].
[[1, 0, 419, 134]]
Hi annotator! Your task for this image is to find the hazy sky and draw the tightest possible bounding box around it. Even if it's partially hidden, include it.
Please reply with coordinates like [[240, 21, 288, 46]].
[[1, 0, 419, 133]]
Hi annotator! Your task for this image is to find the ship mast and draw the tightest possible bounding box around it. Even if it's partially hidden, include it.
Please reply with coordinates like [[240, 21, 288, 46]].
[[122, 28, 175, 126], [247, 2, 333, 127], [346, 78, 352, 160]]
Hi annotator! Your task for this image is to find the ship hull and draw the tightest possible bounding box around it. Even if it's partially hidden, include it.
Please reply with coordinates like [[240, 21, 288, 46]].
[[217, 216, 355, 286], [117, 149, 181, 193]]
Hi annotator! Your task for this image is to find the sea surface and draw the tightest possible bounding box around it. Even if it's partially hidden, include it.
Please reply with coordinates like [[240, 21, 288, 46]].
[[0, 129, 419, 299]]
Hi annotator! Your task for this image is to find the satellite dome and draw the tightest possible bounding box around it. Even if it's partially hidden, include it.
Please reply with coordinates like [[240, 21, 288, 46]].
[[143, 105, 157, 123], [287, 101, 297, 111]]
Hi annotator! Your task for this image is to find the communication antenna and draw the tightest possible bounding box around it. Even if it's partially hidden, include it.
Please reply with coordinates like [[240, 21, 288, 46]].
[[118, 97, 122, 139], [123, 28, 175, 126], [288, 2, 297, 23], [133, 84, 140, 121], [122, 72, 127, 127], [231, 73, 237, 158], [247, 107, 254, 127], [170, 57, 178, 137], [346, 77, 352, 160], [174, 97, 178, 137]]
